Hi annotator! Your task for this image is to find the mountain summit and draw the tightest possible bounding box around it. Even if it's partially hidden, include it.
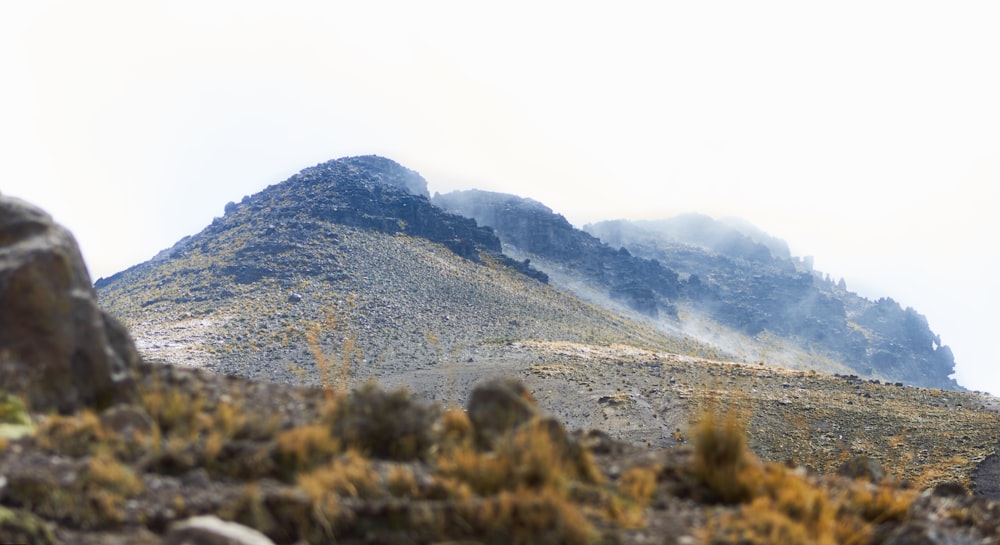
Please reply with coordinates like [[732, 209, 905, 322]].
[[96, 156, 703, 387], [98, 155, 957, 392]]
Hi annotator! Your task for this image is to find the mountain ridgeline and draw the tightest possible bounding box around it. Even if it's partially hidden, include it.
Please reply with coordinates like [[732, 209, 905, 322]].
[[95, 156, 707, 386], [97, 156, 957, 391], [432, 191, 958, 390]]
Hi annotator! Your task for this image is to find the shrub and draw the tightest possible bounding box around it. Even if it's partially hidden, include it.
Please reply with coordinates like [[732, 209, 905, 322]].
[[275, 424, 341, 480], [327, 382, 439, 461], [690, 410, 760, 503]]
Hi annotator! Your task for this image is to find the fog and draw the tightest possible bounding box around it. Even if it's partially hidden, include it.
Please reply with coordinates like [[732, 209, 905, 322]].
[[2, 2, 998, 395]]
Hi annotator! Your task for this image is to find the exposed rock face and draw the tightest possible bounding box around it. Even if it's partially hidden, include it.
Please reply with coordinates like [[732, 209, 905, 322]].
[[586, 217, 960, 390], [98, 156, 546, 289], [433, 190, 679, 316], [0, 195, 138, 413]]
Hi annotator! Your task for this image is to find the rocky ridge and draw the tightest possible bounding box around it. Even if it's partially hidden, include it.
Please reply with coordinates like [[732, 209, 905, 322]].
[[96, 157, 721, 386], [434, 190, 957, 390], [4, 192, 1000, 544], [586, 217, 958, 389], [433, 190, 682, 317]]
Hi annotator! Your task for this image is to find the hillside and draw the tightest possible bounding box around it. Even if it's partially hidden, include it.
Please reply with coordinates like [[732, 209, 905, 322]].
[[586, 217, 958, 389], [91, 154, 999, 484], [6, 173, 1000, 544], [96, 157, 722, 388], [433, 191, 958, 390]]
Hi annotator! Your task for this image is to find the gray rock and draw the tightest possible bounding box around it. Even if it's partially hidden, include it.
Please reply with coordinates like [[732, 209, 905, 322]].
[[165, 515, 275, 545], [881, 521, 981, 545], [0, 196, 139, 413], [99, 404, 153, 438], [466, 377, 540, 448], [837, 455, 884, 483]]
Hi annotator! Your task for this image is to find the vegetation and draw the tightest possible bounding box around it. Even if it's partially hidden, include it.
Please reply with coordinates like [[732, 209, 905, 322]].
[[3, 361, 1000, 544]]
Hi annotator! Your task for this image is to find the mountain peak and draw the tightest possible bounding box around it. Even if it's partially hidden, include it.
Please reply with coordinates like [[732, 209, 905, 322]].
[[296, 155, 430, 198]]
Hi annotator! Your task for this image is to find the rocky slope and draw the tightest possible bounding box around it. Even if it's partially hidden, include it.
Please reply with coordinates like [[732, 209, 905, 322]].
[[432, 190, 683, 317], [433, 191, 957, 390], [6, 188, 1000, 545], [586, 217, 958, 389], [96, 157, 721, 387]]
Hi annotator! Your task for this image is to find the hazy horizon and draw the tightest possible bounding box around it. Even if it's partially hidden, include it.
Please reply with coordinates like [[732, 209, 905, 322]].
[[3, 2, 997, 395]]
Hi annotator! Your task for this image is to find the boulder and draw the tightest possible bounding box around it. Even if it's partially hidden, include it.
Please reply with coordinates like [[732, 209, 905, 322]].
[[0, 196, 138, 413], [837, 455, 884, 483], [466, 377, 541, 448], [165, 515, 276, 545]]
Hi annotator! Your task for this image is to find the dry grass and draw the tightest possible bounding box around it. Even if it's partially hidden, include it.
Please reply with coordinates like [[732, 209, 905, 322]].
[[691, 409, 920, 545], [325, 381, 440, 461], [35, 410, 107, 457], [7, 450, 143, 530], [297, 449, 381, 502], [275, 424, 342, 480]]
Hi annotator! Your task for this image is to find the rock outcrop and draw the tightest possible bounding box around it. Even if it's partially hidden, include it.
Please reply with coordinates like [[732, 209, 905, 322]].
[[433, 190, 680, 316], [586, 217, 960, 389], [0, 195, 139, 413], [467, 378, 541, 448], [99, 156, 547, 289]]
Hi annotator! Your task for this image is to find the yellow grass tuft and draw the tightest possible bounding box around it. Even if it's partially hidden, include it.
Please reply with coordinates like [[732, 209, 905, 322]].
[[694, 408, 920, 545], [275, 424, 341, 479]]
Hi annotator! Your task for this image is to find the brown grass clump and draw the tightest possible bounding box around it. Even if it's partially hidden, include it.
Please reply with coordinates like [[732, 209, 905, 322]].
[[137, 371, 281, 477], [457, 488, 597, 545], [35, 410, 107, 457], [8, 451, 143, 530], [438, 407, 474, 447], [275, 424, 341, 480], [326, 382, 440, 461], [692, 409, 920, 545], [296, 450, 381, 501], [438, 417, 601, 497], [433, 416, 604, 544], [619, 466, 659, 506], [34, 408, 150, 462], [691, 410, 761, 504], [79, 451, 144, 527], [224, 481, 333, 545], [141, 381, 205, 440]]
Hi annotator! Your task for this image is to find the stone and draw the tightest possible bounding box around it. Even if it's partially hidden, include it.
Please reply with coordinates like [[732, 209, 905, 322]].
[[99, 404, 153, 438], [0, 196, 139, 413], [466, 377, 540, 448], [929, 481, 969, 497], [882, 522, 941, 545], [165, 515, 276, 545], [837, 455, 884, 483]]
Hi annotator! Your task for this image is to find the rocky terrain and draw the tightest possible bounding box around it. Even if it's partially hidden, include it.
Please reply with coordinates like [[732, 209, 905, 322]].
[[95, 157, 724, 387], [5, 158, 1000, 544], [433, 191, 958, 390]]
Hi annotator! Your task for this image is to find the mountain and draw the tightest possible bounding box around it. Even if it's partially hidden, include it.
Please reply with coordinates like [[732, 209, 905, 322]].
[[430, 190, 683, 317], [9, 189, 1000, 544], [432, 194, 958, 390], [96, 156, 720, 389]]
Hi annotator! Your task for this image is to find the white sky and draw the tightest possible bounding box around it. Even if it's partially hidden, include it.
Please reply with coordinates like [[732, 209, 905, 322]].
[[2, 1, 998, 394]]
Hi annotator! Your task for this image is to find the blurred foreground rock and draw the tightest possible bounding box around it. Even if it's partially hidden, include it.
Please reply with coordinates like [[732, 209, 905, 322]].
[[467, 377, 541, 448], [0, 195, 138, 413], [165, 515, 276, 545]]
